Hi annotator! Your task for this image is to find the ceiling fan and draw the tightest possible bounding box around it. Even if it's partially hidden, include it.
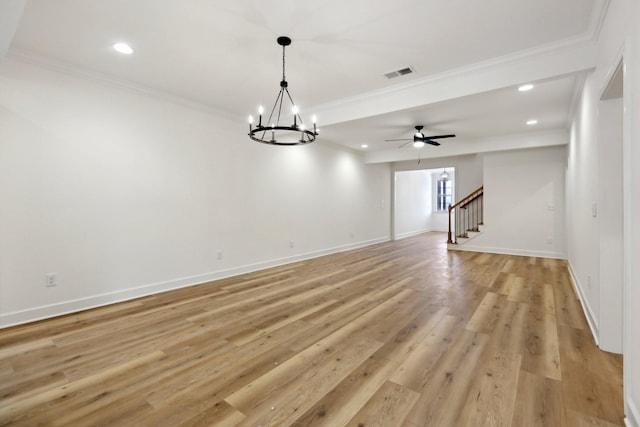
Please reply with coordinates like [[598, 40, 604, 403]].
[[386, 125, 456, 148]]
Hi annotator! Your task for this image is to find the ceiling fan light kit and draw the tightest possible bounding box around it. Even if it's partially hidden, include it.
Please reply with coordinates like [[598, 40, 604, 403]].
[[386, 125, 456, 148], [248, 36, 318, 146]]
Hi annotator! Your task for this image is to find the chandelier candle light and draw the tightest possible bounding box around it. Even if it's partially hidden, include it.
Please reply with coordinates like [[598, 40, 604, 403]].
[[248, 36, 318, 145]]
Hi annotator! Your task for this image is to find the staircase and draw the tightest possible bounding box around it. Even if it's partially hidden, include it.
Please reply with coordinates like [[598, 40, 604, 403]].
[[447, 186, 484, 250]]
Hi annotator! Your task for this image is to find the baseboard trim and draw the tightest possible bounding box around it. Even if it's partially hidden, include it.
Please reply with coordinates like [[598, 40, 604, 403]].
[[626, 397, 640, 427], [447, 244, 566, 259], [394, 228, 448, 241], [0, 236, 390, 328], [430, 227, 448, 233], [394, 229, 432, 240], [567, 261, 600, 346]]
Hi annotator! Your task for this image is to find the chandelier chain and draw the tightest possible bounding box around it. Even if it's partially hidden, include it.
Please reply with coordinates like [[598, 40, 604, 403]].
[[282, 44, 286, 82]]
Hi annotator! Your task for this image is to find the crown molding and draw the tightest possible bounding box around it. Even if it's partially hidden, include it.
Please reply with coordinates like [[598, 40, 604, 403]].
[[4, 1, 609, 134], [567, 72, 588, 129], [588, 0, 611, 42], [311, 2, 610, 120], [311, 36, 598, 127], [0, 0, 26, 59], [321, 35, 592, 107], [5, 47, 239, 123]]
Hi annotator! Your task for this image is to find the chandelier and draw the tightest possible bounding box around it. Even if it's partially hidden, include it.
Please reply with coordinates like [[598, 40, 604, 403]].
[[248, 36, 318, 146]]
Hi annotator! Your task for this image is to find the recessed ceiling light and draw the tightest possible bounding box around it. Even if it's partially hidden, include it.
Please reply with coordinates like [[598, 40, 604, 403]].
[[518, 84, 534, 92], [526, 119, 538, 125], [361, 144, 368, 149], [113, 42, 133, 55]]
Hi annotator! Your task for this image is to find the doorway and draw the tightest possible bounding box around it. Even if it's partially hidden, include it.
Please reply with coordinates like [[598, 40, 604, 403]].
[[393, 167, 455, 240]]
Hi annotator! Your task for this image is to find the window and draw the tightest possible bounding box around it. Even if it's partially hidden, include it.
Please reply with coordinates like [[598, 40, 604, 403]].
[[436, 178, 452, 211]]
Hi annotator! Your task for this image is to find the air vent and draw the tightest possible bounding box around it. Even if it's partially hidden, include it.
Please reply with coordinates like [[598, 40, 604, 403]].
[[384, 67, 414, 79]]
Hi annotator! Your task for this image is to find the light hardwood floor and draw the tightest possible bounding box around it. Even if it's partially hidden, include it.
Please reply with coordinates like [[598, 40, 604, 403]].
[[0, 232, 623, 426]]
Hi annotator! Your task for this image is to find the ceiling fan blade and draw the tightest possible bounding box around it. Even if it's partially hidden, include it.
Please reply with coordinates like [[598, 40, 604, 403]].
[[425, 139, 441, 146], [398, 141, 413, 148], [385, 138, 412, 142], [425, 134, 456, 139]]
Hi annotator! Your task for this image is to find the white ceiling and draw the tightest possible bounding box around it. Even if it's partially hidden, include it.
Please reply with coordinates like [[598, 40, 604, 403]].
[[3, 0, 607, 162], [320, 75, 578, 149]]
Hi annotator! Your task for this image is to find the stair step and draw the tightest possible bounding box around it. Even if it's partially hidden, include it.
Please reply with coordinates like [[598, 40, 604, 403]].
[[449, 225, 484, 249]]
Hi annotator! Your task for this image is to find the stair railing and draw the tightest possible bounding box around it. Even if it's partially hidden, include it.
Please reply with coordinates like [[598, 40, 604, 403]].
[[447, 186, 484, 244]]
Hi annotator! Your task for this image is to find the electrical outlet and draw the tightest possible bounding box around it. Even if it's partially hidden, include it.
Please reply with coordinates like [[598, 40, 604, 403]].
[[45, 273, 57, 287], [217, 250, 223, 260], [289, 240, 294, 248]]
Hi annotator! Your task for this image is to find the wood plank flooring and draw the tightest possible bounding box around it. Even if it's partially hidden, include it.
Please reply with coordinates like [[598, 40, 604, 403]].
[[0, 232, 624, 426]]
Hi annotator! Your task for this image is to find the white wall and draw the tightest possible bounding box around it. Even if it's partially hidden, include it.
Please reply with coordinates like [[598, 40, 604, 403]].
[[393, 168, 457, 239], [393, 170, 431, 239], [393, 156, 480, 240], [567, 0, 640, 424], [598, 97, 623, 353], [394, 154, 483, 201], [462, 146, 566, 258], [629, 0, 640, 422], [0, 57, 392, 326], [567, 72, 601, 338]]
